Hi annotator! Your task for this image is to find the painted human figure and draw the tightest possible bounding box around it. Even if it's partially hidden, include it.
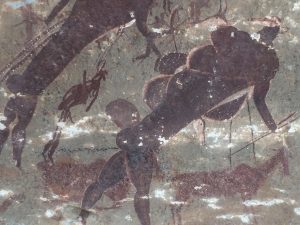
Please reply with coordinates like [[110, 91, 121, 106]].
[[80, 98, 162, 224], [80, 24, 280, 225]]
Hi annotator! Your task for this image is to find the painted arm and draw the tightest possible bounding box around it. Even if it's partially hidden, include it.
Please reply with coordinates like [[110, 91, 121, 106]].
[[132, 0, 153, 36], [82, 70, 87, 89], [131, 0, 161, 59], [45, 0, 71, 24], [253, 82, 277, 131], [86, 88, 99, 112]]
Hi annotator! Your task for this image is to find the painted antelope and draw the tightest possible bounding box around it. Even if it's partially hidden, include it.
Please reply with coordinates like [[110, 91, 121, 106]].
[[170, 147, 289, 225]]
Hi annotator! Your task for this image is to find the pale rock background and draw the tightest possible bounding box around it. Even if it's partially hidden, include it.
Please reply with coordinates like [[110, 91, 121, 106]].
[[0, 0, 300, 224]]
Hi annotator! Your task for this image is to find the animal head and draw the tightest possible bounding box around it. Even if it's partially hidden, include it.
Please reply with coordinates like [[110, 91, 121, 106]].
[[105, 99, 140, 129]]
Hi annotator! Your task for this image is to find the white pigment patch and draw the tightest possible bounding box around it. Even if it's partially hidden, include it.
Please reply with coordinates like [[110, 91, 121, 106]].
[[217, 214, 253, 224], [154, 189, 167, 201], [227, 143, 234, 148], [125, 215, 133, 221], [170, 201, 187, 205], [45, 209, 55, 218], [194, 184, 208, 190], [202, 198, 219, 204], [208, 203, 222, 209], [289, 36, 299, 44], [0, 115, 7, 120], [208, 25, 218, 32], [285, 17, 297, 28], [60, 218, 82, 225], [250, 33, 260, 42], [0, 189, 13, 197], [119, 197, 134, 203], [158, 135, 168, 144], [294, 208, 300, 215], [292, 2, 300, 11], [288, 122, 300, 133], [39, 196, 49, 202], [243, 199, 285, 207], [202, 198, 221, 209], [273, 188, 287, 193], [0, 122, 6, 130]]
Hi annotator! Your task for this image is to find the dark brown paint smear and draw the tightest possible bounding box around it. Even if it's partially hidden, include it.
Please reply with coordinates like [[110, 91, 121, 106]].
[[37, 157, 130, 203]]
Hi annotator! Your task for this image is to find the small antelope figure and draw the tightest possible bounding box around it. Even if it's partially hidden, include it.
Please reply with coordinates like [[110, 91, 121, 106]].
[[170, 147, 289, 225]]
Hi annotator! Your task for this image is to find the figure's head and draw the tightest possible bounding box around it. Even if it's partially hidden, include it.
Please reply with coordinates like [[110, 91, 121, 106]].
[[211, 26, 251, 54], [257, 26, 280, 46], [249, 16, 282, 46], [211, 26, 237, 52], [105, 99, 140, 129]]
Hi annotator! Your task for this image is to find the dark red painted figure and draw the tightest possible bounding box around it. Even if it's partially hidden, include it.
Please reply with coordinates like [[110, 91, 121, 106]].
[[0, 0, 160, 167], [58, 67, 107, 123], [42, 67, 107, 163], [79, 23, 281, 225], [171, 147, 289, 225]]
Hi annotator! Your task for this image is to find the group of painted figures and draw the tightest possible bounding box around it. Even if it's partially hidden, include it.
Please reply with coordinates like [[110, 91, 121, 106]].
[[0, 0, 292, 224]]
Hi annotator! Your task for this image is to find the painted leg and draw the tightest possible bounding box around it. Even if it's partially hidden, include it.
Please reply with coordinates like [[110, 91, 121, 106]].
[[246, 99, 256, 161], [80, 151, 127, 223], [193, 118, 206, 145], [0, 98, 17, 153], [42, 127, 62, 163], [11, 96, 37, 167], [116, 70, 245, 224], [228, 120, 232, 168], [171, 205, 183, 225], [126, 149, 154, 225]]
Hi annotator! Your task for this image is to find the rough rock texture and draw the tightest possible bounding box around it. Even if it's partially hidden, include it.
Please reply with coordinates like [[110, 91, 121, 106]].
[[0, 0, 300, 224]]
